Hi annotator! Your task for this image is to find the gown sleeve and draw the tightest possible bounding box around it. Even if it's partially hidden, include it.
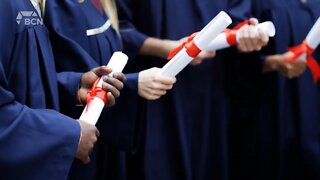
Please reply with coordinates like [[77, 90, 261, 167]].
[[0, 80, 81, 179]]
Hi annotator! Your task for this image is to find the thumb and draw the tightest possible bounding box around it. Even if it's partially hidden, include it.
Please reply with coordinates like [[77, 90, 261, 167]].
[[91, 66, 113, 77], [249, 18, 259, 26]]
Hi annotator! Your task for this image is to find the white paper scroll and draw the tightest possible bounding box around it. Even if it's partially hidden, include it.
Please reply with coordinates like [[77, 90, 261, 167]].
[[306, 17, 320, 50], [293, 17, 320, 62], [79, 52, 128, 125], [205, 21, 276, 51], [158, 11, 232, 77]]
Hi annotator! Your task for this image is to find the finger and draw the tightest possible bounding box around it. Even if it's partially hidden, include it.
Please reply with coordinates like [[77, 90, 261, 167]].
[[283, 51, 295, 57], [148, 81, 174, 90], [140, 89, 161, 100], [295, 62, 307, 75], [102, 82, 120, 98], [191, 59, 203, 66], [96, 129, 100, 138], [154, 76, 177, 85], [106, 92, 115, 106], [249, 18, 259, 25], [284, 64, 294, 77], [144, 86, 167, 96], [78, 88, 88, 105], [278, 63, 288, 75], [103, 76, 124, 91], [198, 51, 216, 59], [238, 26, 250, 52], [113, 72, 127, 82], [80, 72, 100, 89], [246, 26, 259, 51], [293, 60, 305, 66], [91, 66, 113, 77], [249, 27, 265, 51], [149, 89, 167, 96], [207, 51, 216, 57]]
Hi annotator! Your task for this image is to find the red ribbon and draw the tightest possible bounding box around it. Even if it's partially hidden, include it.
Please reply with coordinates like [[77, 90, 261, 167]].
[[285, 40, 320, 83], [86, 78, 108, 108], [167, 20, 250, 60], [224, 20, 250, 46], [167, 32, 201, 60]]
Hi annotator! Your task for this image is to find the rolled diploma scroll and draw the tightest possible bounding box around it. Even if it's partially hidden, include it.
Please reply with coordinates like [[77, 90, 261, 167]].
[[297, 17, 320, 62], [158, 11, 232, 77], [205, 21, 276, 51], [79, 52, 128, 125]]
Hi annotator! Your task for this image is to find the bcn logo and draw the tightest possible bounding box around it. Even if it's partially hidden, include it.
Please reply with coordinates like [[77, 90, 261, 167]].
[[16, 11, 43, 25]]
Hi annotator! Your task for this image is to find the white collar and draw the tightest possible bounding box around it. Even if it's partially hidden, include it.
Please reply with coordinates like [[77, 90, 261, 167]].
[[30, 0, 41, 7]]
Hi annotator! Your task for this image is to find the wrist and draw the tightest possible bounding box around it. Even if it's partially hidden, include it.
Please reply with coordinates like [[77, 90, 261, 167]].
[[263, 55, 279, 73]]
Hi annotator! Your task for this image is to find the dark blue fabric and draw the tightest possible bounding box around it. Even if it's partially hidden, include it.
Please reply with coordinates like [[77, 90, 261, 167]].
[[244, 0, 320, 179], [117, 1, 251, 180], [44, 0, 143, 179], [0, 0, 80, 179]]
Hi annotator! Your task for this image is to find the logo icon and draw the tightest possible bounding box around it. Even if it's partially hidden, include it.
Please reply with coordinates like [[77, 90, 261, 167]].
[[16, 11, 43, 25]]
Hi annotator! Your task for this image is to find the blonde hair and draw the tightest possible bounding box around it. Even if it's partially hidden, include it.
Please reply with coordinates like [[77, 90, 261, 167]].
[[30, 0, 46, 15], [41, 0, 46, 15], [101, 0, 119, 32]]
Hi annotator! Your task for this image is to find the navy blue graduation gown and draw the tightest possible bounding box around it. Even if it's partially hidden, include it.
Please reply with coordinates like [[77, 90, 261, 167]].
[[44, 0, 142, 179], [117, 1, 251, 180], [0, 0, 81, 179], [248, 0, 320, 179]]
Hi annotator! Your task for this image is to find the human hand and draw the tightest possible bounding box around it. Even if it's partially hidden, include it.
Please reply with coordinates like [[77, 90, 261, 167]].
[[78, 66, 126, 107], [138, 67, 176, 100], [263, 52, 306, 78], [75, 120, 100, 164], [237, 18, 269, 52]]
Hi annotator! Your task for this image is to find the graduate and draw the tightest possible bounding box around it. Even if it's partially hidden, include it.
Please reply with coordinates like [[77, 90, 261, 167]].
[[116, 0, 269, 179], [0, 0, 125, 179], [228, 0, 320, 179], [43, 0, 176, 179], [259, 0, 320, 179]]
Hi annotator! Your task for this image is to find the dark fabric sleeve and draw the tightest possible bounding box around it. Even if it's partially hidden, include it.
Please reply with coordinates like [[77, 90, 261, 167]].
[[0, 62, 80, 179]]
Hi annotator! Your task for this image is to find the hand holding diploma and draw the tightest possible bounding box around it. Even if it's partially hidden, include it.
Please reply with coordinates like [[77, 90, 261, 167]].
[[78, 52, 128, 125], [285, 17, 320, 83], [76, 120, 100, 164], [165, 37, 217, 66], [263, 52, 307, 79], [138, 67, 176, 100], [205, 18, 275, 52], [160, 11, 232, 77]]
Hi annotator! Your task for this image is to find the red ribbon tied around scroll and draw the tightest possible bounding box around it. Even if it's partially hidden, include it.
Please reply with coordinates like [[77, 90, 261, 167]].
[[224, 20, 250, 46], [167, 20, 250, 60], [85, 78, 107, 111], [285, 40, 320, 84], [167, 32, 201, 60]]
